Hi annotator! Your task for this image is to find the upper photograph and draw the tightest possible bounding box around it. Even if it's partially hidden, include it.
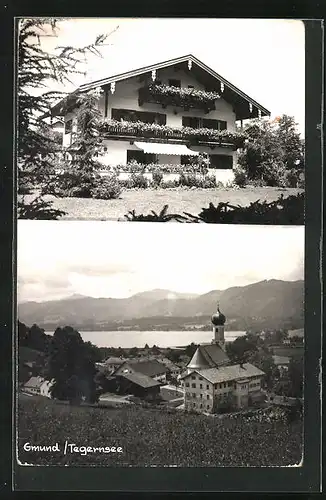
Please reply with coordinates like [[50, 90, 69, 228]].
[[17, 18, 305, 224]]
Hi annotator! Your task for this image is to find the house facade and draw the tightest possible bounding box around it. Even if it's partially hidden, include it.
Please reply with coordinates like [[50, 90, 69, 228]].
[[22, 376, 53, 398], [51, 54, 270, 185], [182, 364, 264, 413], [181, 303, 265, 413], [114, 359, 169, 383]]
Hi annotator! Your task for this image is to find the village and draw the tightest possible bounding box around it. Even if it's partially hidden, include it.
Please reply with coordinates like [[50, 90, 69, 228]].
[[19, 303, 304, 417]]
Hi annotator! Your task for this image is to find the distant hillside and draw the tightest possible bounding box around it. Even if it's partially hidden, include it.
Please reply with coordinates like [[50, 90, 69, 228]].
[[18, 279, 304, 331]]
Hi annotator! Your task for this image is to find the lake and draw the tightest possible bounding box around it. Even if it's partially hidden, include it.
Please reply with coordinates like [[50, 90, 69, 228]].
[[45, 330, 246, 348]]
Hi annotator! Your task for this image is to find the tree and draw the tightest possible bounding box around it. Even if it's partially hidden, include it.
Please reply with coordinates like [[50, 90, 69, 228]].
[[226, 335, 258, 364], [238, 115, 304, 187], [17, 18, 115, 216], [45, 326, 98, 404], [184, 343, 198, 358], [42, 88, 122, 199]]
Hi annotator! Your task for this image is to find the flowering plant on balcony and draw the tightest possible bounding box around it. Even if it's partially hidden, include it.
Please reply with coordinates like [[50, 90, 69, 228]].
[[100, 119, 245, 148], [139, 83, 220, 110]]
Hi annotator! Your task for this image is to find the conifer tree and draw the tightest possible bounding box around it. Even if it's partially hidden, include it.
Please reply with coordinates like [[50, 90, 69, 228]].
[[17, 18, 115, 216]]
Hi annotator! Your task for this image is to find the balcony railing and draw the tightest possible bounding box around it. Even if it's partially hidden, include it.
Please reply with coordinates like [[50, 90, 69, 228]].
[[100, 119, 245, 148], [138, 83, 220, 112]]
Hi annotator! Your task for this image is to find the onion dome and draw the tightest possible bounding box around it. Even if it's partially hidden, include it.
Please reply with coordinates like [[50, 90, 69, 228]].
[[211, 303, 226, 326]]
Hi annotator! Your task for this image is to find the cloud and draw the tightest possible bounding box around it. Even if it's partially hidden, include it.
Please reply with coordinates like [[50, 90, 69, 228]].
[[17, 222, 304, 302]]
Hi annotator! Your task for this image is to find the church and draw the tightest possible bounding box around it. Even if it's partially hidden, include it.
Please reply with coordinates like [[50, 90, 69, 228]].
[[181, 304, 265, 413]]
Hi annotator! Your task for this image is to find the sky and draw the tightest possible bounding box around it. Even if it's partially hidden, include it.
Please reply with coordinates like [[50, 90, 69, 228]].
[[22, 18, 305, 134], [17, 221, 304, 303]]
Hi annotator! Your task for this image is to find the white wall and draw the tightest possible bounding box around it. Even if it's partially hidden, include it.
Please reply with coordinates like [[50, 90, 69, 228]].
[[100, 67, 236, 131]]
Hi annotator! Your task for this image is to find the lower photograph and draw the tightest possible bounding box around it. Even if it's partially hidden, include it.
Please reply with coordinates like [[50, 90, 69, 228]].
[[16, 221, 304, 467]]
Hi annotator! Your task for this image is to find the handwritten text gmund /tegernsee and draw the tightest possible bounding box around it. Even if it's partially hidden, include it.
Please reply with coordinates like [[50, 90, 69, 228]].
[[23, 442, 123, 456]]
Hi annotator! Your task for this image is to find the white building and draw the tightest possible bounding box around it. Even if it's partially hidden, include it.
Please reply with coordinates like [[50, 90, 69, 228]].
[[181, 304, 265, 413], [50, 54, 270, 185]]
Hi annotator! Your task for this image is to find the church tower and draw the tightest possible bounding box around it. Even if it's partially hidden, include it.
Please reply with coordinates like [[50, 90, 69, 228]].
[[211, 302, 226, 350]]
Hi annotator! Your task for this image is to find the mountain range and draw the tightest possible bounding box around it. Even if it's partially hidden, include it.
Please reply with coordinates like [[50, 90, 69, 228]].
[[18, 279, 304, 332]]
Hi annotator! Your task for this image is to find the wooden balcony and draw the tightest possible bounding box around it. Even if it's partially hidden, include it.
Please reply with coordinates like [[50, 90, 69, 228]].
[[100, 120, 244, 149], [138, 84, 220, 113]]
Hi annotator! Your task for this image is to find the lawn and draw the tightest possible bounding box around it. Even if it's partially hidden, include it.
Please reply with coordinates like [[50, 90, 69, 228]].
[[17, 395, 302, 466], [19, 187, 303, 221]]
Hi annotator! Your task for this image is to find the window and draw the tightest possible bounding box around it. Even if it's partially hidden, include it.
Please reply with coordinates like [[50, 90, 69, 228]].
[[206, 395, 210, 400], [185, 382, 190, 387], [206, 385, 209, 390], [127, 150, 156, 165], [192, 393, 196, 398], [169, 79, 181, 88], [202, 118, 219, 130], [199, 377, 203, 381], [193, 402, 196, 407], [214, 383, 218, 389], [65, 119, 72, 134], [200, 384, 203, 389], [200, 403, 203, 408], [182, 117, 227, 130], [207, 405, 210, 409], [209, 155, 233, 170], [182, 116, 200, 129], [111, 108, 166, 125], [200, 394, 203, 399], [188, 85, 194, 89], [191, 375, 196, 380], [228, 381, 233, 387], [191, 383, 196, 388]]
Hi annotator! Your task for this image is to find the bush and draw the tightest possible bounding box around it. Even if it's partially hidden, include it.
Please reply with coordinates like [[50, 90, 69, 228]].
[[152, 167, 163, 186], [91, 174, 122, 199], [160, 179, 180, 189], [42, 170, 98, 198], [261, 160, 288, 187], [130, 173, 149, 189], [285, 168, 305, 188], [119, 178, 135, 189], [233, 166, 248, 187]]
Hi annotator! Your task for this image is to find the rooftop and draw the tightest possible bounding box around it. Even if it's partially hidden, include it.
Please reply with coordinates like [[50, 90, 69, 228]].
[[128, 359, 170, 377], [51, 54, 270, 121], [23, 376, 45, 389], [182, 363, 265, 384], [187, 343, 230, 370], [119, 372, 161, 389]]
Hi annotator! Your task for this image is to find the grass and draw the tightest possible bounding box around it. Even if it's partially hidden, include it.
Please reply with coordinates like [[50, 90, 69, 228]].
[[17, 395, 302, 466], [19, 187, 303, 221]]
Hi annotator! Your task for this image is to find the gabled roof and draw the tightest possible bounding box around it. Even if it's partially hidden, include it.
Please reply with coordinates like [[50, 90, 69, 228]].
[[119, 372, 161, 389], [51, 54, 270, 120], [104, 357, 126, 365], [181, 363, 265, 384], [187, 343, 230, 370], [23, 376, 45, 389], [129, 359, 169, 377]]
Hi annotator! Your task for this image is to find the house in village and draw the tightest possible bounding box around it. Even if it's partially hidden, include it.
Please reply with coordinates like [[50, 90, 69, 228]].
[[22, 376, 54, 398], [49, 54, 270, 185], [115, 372, 161, 400], [181, 304, 265, 413], [114, 359, 170, 383]]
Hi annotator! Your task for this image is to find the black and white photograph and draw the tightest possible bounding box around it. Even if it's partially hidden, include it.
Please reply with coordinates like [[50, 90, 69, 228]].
[[17, 18, 304, 224], [17, 221, 304, 467]]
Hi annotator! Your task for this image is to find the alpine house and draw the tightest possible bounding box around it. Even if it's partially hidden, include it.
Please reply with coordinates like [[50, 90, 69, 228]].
[[50, 54, 270, 184]]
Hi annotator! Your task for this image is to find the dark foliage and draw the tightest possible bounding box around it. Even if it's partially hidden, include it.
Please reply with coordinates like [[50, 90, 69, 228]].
[[18, 195, 66, 219], [124, 193, 304, 225], [124, 204, 185, 222], [45, 326, 99, 404]]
